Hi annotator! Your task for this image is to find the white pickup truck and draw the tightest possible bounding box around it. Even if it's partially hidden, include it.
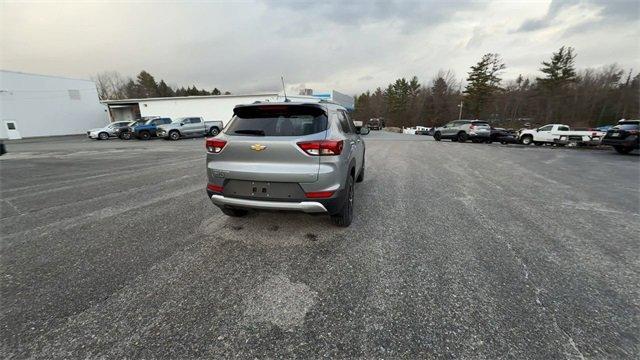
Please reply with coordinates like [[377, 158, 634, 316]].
[[518, 124, 605, 146]]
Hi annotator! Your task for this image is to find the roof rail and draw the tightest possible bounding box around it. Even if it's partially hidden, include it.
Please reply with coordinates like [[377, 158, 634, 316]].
[[318, 99, 341, 106]]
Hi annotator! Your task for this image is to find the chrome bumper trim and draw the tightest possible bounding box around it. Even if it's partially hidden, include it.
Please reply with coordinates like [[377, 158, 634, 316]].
[[210, 194, 327, 213]]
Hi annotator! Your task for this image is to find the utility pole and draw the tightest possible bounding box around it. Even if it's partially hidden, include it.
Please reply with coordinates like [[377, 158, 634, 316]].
[[458, 101, 464, 120]]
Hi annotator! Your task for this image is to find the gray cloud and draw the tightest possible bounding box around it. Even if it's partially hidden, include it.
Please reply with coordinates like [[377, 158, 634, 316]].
[[270, 1, 481, 27], [517, 0, 639, 32], [1, 1, 638, 95]]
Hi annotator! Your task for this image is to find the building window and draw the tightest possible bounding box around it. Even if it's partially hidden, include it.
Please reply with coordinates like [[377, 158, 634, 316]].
[[68, 89, 81, 100], [6, 122, 16, 130]]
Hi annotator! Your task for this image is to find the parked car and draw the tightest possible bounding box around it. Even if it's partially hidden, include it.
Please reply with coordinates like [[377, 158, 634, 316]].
[[433, 120, 491, 142], [487, 128, 519, 144], [601, 120, 639, 154], [415, 126, 431, 135], [368, 118, 383, 130], [157, 117, 223, 140], [206, 102, 368, 227], [403, 127, 417, 134], [518, 124, 605, 146], [127, 117, 173, 140], [116, 119, 145, 140], [595, 125, 615, 132], [87, 121, 132, 140]]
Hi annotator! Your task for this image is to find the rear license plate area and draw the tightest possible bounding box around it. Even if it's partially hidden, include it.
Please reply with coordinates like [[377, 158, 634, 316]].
[[224, 180, 305, 200]]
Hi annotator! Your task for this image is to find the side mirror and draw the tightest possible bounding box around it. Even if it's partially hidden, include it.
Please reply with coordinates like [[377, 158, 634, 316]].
[[180, 123, 184, 126], [358, 127, 370, 135]]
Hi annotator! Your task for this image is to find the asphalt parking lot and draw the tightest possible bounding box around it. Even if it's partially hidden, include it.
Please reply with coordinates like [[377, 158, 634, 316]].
[[1, 132, 638, 358]]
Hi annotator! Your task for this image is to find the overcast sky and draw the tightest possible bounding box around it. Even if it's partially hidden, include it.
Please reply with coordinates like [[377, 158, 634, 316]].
[[1, 0, 638, 95]]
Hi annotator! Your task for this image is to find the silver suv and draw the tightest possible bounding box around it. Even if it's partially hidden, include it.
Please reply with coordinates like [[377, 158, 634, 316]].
[[205, 102, 369, 226], [433, 120, 491, 142]]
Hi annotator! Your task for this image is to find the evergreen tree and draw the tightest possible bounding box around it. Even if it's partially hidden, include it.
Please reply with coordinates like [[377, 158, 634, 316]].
[[537, 46, 577, 91], [156, 80, 175, 97], [124, 79, 143, 98], [464, 53, 506, 117], [385, 77, 422, 127], [175, 87, 187, 96], [186, 86, 199, 96], [135, 70, 158, 98], [212, 88, 221, 95]]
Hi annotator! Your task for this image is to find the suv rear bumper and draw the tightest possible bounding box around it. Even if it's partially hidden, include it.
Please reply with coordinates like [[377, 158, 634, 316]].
[[210, 194, 327, 213], [602, 138, 639, 148], [207, 187, 347, 215]]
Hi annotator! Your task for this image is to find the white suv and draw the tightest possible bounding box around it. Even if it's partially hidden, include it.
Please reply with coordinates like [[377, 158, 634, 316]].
[[433, 120, 491, 143]]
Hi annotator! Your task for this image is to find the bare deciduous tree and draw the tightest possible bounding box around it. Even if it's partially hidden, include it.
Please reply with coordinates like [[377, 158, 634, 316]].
[[92, 71, 128, 100]]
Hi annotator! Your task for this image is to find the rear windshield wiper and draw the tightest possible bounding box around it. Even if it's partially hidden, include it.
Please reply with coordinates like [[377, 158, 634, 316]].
[[233, 129, 265, 136]]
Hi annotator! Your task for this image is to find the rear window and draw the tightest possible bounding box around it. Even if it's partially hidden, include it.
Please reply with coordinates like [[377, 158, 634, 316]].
[[615, 123, 639, 130], [226, 105, 328, 136], [472, 122, 490, 127]]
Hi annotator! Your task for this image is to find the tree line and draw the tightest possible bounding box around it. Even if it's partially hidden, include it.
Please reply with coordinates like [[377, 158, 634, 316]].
[[93, 70, 230, 100], [354, 46, 640, 128]]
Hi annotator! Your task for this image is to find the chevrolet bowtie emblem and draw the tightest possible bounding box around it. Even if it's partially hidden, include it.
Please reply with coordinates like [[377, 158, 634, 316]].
[[250, 144, 267, 151]]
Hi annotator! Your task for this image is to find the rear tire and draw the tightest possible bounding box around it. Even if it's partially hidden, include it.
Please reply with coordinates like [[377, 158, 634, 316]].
[[331, 175, 354, 227], [614, 146, 633, 154], [434, 132, 441, 141], [120, 132, 132, 140], [457, 132, 468, 143], [169, 130, 180, 141], [221, 207, 248, 217], [139, 131, 151, 140], [356, 161, 365, 183]]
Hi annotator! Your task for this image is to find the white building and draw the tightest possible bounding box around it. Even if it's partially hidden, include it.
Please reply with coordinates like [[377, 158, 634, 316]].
[[0, 70, 107, 139], [104, 93, 279, 125], [102, 90, 354, 127]]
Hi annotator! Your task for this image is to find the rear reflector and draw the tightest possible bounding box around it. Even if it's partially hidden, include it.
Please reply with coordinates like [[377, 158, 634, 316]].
[[206, 138, 227, 153], [305, 191, 335, 199], [207, 184, 224, 193], [297, 140, 343, 156]]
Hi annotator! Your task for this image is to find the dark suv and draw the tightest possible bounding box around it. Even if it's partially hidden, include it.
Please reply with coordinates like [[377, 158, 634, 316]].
[[602, 120, 639, 154], [368, 118, 383, 130]]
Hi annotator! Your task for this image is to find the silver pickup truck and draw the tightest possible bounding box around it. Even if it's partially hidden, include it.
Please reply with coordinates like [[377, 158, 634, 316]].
[[156, 117, 224, 140]]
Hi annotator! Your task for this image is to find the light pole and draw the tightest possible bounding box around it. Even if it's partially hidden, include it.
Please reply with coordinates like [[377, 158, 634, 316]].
[[457, 101, 463, 120]]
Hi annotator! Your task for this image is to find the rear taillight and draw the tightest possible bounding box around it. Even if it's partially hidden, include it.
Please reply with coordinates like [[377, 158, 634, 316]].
[[207, 184, 223, 193], [206, 138, 227, 153], [628, 130, 639, 135], [305, 191, 335, 199], [297, 140, 343, 156]]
